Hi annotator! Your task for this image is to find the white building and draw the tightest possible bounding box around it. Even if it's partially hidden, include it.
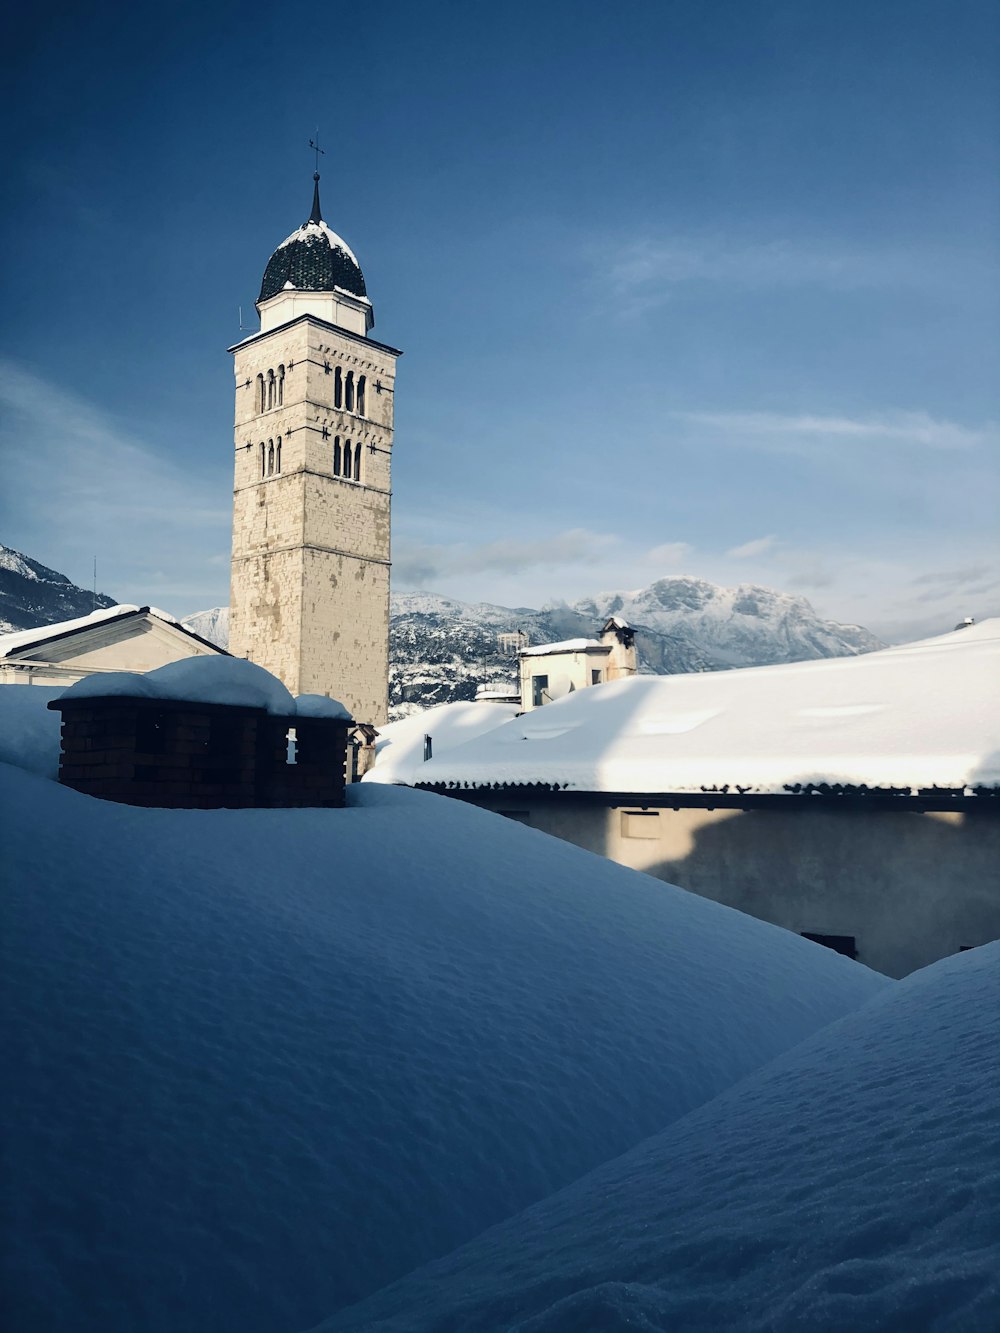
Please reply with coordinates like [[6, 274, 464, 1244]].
[[0, 605, 226, 686], [369, 620, 1000, 977], [518, 617, 637, 710], [229, 174, 401, 724]]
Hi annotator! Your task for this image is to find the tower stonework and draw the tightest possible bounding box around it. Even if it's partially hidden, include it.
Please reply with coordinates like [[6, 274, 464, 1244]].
[[229, 177, 400, 724]]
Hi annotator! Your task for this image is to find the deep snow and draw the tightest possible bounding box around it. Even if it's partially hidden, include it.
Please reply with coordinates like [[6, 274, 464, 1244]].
[[1, 763, 886, 1333], [370, 617, 1000, 793], [313, 942, 1000, 1333]]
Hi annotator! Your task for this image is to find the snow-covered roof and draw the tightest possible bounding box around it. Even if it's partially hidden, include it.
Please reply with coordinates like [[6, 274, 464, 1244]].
[[381, 619, 1000, 796], [319, 941, 998, 1333], [258, 177, 367, 305], [56, 657, 352, 720], [0, 605, 207, 658], [520, 638, 608, 657], [371, 700, 521, 779], [2, 761, 886, 1331]]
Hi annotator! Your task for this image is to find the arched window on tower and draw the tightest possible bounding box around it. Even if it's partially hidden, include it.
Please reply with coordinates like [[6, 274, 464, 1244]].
[[357, 375, 366, 416], [267, 369, 275, 410], [278, 365, 285, 406], [267, 441, 274, 476], [354, 439, 362, 481], [344, 441, 353, 478], [334, 366, 343, 409], [333, 436, 341, 475], [256, 374, 265, 414], [345, 371, 355, 413], [260, 442, 266, 478], [275, 437, 282, 474]]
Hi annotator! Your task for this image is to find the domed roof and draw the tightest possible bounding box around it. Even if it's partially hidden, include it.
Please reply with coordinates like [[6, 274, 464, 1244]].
[[257, 175, 368, 305]]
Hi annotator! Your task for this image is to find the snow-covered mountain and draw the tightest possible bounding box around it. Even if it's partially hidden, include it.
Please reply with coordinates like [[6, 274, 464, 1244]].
[[185, 577, 884, 720], [0, 545, 116, 636]]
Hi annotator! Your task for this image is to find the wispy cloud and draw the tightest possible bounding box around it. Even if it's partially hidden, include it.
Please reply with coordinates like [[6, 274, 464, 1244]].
[[0, 359, 230, 611], [393, 528, 621, 588], [594, 235, 949, 317], [644, 541, 692, 568], [727, 535, 778, 559], [677, 409, 993, 452]]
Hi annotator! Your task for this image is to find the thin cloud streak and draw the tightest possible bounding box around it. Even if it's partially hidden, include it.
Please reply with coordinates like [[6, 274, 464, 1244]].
[[393, 528, 621, 589], [677, 410, 993, 451]]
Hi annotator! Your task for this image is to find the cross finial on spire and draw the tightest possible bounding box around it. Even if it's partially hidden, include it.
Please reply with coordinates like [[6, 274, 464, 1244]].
[[308, 129, 326, 223], [309, 129, 325, 174]]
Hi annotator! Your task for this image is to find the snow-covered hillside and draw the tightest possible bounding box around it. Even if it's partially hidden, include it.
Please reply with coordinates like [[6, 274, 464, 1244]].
[[186, 577, 884, 719], [0, 543, 116, 635], [1, 747, 887, 1333], [315, 941, 1000, 1333]]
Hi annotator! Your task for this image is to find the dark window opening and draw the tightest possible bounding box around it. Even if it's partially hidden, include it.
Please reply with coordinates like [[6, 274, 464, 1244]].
[[333, 436, 341, 475], [344, 441, 353, 477], [354, 440, 361, 481], [357, 375, 366, 416], [801, 933, 857, 960], [345, 371, 355, 413], [275, 438, 281, 473], [591, 669, 602, 685], [267, 441, 274, 475], [256, 374, 265, 414], [532, 674, 549, 707], [334, 366, 343, 409], [277, 365, 285, 406]]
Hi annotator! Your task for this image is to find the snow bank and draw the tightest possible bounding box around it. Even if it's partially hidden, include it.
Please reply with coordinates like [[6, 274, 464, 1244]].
[[1, 765, 886, 1333], [56, 656, 351, 720], [370, 700, 520, 779], [0, 684, 64, 777], [383, 618, 1000, 794], [315, 942, 1000, 1333]]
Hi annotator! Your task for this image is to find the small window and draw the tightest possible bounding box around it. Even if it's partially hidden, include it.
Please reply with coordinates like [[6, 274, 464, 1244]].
[[256, 374, 265, 414], [275, 437, 282, 474], [591, 669, 602, 685], [344, 441, 353, 477], [801, 933, 857, 960], [260, 441, 265, 478], [357, 374, 366, 415], [532, 674, 549, 707], [622, 810, 660, 839], [277, 365, 285, 406], [345, 371, 355, 412], [333, 436, 341, 475], [354, 440, 361, 481], [267, 369, 275, 410], [267, 441, 274, 475], [334, 366, 343, 409]]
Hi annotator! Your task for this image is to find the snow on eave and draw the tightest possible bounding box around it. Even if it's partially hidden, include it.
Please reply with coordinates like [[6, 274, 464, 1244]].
[[520, 638, 609, 657]]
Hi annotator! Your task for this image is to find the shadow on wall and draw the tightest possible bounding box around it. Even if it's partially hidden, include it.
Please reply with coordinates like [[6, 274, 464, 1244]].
[[631, 805, 1000, 979]]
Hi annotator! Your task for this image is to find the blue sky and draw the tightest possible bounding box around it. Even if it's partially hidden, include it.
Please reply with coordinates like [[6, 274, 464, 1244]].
[[1, 0, 997, 641]]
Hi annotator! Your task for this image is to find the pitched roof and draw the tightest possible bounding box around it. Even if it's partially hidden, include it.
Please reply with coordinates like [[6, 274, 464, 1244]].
[[0, 606, 228, 660]]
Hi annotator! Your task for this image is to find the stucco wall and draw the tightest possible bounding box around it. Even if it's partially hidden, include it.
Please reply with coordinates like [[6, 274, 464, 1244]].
[[460, 792, 1000, 978]]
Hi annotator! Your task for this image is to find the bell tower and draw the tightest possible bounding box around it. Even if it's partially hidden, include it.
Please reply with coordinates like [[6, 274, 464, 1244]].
[[229, 174, 401, 724]]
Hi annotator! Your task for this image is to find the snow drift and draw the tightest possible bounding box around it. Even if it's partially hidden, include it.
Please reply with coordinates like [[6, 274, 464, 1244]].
[[1, 765, 886, 1333], [314, 942, 1000, 1333]]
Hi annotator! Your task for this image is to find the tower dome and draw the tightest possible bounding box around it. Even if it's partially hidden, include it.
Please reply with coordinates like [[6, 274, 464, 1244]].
[[257, 175, 368, 305]]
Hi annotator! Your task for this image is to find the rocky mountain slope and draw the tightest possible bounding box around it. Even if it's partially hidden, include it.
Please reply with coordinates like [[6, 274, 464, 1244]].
[[0, 545, 116, 637], [184, 579, 883, 720]]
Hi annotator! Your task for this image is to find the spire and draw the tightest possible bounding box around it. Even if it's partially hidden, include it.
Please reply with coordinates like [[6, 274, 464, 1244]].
[[308, 172, 323, 225]]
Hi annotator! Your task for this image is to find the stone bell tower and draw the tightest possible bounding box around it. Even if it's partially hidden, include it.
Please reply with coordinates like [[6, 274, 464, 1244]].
[[229, 174, 401, 724]]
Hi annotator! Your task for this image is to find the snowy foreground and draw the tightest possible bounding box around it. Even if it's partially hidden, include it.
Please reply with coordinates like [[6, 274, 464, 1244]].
[[315, 942, 1000, 1333], [0, 751, 889, 1333]]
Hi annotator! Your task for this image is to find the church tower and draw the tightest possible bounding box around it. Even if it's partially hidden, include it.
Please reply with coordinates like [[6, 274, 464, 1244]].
[[229, 174, 400, 724]]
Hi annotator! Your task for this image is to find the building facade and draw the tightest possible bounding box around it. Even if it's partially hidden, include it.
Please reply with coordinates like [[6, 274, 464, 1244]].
[[229, 175, 401, 724]]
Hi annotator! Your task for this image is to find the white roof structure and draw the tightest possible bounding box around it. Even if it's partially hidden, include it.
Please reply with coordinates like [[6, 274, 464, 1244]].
[[520, 638, 606, 657], [0, 605, 184, 657], [369, 620, 1000, 797]]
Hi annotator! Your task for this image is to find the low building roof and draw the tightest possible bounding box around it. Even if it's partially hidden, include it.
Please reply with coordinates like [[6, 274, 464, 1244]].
[[0, 605, 225, 660], [371, 620, 1000, 799], [520, 638, 609, 657]]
